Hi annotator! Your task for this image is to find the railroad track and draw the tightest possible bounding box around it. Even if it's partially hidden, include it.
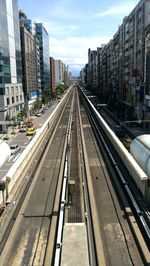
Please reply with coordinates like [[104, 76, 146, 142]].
[[80, 88, 150, 265], [0, 89, 73, 265], [0, 84, 148, 265]]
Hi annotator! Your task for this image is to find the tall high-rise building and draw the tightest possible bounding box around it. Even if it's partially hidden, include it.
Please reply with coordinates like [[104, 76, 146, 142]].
[[50, 57, 56, 93], [0, 0, 24, 129], [55, 60, 65, 86], [86, 0, 150, 121], [36, 23, 51, 96], [19, 11, 41, 115], [55, 59, 72, 87]]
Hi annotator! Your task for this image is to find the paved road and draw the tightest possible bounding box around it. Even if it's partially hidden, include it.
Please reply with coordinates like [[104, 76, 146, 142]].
[[1, 93, 72, 265], [0, 101, 58, 181]]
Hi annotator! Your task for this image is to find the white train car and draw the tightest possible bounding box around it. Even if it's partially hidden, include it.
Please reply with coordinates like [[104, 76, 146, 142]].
[[130, 135, 150, 177], [0, 141, 11, 168]]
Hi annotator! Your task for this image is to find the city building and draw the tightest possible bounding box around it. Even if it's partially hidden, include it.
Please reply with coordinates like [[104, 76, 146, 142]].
[[87, 49, 97, 90], [54, 59, 72, 88], [0, 0, 24, 129], [64, 65, 72, 86], [19, 11, 41, 115], [36, 23, 51, 96], [80, 68, 85, 85], [55, 60, 65, 86], [85, 0, 150, 121], [68, 72, 73, 84], [50, 57, 56, 93]]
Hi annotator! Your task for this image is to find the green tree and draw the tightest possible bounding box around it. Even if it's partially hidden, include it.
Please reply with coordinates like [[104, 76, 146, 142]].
[[6, 114, 10, 121], [56, 84, 69, 96], [17, 108, 27, 121], [42, 94, 52, 104], [34, 98, 42, 112]]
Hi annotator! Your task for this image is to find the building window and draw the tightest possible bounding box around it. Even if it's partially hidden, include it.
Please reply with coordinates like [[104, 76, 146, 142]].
[[16, 106, 19, 112], [0, 88, 5, 95], [20, 95, 22, 101], [12, 96, 14, 104], [7, 98, 10, 105], [16, 95, 19, 102]]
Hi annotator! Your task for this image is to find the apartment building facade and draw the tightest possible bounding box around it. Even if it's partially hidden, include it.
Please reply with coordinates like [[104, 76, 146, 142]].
[[55, 60, 65, 86], [50, 57, 56, 93], [85, 0, 150, 121], [64, 65, 72, 85], [0, 0, 24, 128], [19, 12, 41, 114]]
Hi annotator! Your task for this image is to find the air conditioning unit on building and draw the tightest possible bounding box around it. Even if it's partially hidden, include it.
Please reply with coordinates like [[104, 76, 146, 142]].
[[145, 95, 150, 100], [146, 100, 150, 107], [136, 86, 140, 91]]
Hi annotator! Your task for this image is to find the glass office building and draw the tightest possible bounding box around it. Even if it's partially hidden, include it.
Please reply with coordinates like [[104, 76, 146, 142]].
[[36, 23, 51, 96], [0, 0, 24, 126]]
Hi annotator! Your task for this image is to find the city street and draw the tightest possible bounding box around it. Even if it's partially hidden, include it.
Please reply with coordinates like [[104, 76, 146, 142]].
[[0, 101, 58, 181]]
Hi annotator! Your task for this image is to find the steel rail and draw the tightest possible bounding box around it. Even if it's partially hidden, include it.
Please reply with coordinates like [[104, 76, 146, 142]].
[[80, 90, 150, 262], [53, 89, 74, 265], [77, 94, 98, 266], [96, 102, 150, 230], [78, 94, 106, 265], [0, 91, 73, 265]]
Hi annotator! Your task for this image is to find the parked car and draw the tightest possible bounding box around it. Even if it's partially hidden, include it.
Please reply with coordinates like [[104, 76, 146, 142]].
[[36, 113, 42, 117], [26, 127, 36, 136], [10, 144, 20, 155]]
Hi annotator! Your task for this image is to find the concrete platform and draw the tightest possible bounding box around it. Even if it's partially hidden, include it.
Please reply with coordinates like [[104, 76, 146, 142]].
[[61, 223, 89, 266]]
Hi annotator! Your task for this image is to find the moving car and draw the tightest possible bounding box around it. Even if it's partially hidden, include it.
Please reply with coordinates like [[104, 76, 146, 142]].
[[36, 113, 42, 117], [19, 125, 27, 132], [10, 144, 20, 155], [26, 127, 36, 136], [26, 120, 33, 128]]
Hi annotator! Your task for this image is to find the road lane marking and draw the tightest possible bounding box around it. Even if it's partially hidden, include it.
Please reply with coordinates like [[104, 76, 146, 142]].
[[13, 139, 25, 142], [8, 155, 14, 162], [13, 153, 20, 162], [27, 136, 32, 140]]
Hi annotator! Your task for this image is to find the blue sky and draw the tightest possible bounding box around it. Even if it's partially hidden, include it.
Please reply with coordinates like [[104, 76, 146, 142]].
[[18, 0, 139, 76]]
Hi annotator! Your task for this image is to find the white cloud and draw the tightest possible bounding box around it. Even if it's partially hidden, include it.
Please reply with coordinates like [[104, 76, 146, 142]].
[[50, 36, 111, 74], [94, 2, 138, 17], [34, 19, 79, 37], [46, 0, 82, 20]]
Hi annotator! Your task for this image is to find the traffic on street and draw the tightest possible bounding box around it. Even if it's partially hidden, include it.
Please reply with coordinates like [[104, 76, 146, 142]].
[[0, 101, 58, 181]]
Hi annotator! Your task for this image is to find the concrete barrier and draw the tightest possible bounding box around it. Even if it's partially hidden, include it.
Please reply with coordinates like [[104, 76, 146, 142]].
[[0, 87, 72, 206]]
